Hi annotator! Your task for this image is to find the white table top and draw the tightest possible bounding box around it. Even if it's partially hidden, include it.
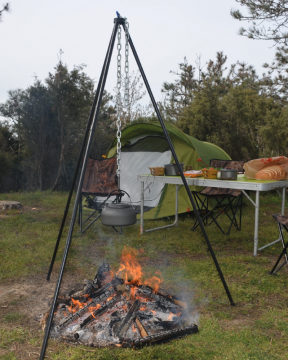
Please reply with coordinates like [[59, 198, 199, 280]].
[[137, 174, 288, 191]]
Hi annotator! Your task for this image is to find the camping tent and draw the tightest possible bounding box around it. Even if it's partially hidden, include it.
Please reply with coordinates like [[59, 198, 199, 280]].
[[106, 122, 230, 219]]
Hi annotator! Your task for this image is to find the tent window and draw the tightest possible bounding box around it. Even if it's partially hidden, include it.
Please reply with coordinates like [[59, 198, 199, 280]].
[[122, 136, 169, 153]]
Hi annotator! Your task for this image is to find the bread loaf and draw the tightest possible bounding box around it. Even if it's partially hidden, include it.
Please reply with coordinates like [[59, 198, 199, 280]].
[[255, 165, 286, 180]]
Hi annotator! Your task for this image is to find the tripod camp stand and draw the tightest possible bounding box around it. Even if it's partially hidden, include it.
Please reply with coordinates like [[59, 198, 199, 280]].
[[39, 14, 235, 360]]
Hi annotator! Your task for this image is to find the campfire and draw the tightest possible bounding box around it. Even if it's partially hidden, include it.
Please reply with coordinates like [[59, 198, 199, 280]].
[[42, 247, 198, 348]]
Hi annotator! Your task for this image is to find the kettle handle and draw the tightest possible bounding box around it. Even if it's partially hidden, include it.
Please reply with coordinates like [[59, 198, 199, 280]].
[[106, 189, 132, 205]]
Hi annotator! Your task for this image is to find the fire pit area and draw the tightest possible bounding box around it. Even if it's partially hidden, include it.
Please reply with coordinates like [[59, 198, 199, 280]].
[[43, 247, 198, 348]]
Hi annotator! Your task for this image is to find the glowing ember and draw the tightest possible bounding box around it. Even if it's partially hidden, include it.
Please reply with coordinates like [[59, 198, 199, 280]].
[[68, 298, 87, 314], [88, 304, 101, 318], [167, 313, 174, 321]]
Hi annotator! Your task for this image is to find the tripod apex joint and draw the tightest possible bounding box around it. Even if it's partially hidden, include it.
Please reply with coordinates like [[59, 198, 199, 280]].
[[114, 17, 126, 24]]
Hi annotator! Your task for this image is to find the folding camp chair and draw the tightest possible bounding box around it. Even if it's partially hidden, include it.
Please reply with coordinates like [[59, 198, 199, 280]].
[[191, 159, 245, 235], [78, 158, 123, 233], [269, 214, 288, 275]]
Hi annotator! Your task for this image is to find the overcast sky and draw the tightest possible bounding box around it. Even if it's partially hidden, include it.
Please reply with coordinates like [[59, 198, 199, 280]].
[[1, 0, 276, 105]]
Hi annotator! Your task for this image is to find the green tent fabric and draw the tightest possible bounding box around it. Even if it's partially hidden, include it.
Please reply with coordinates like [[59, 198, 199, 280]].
[[106, 122, 231, 220]]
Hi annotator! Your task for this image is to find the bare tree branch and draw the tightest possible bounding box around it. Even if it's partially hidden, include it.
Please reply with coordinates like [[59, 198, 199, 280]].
[[0, 2, 10, 23]]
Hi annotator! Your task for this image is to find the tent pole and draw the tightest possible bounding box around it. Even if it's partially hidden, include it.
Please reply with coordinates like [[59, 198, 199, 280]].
[[123, 23, 235, 306], [39, 18, 122, 360]]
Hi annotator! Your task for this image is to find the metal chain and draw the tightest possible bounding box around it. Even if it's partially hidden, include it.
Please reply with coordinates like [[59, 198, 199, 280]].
[[116, 26, 122, 179], [115, 19, 130, 180], [124, 20, 129, 108]]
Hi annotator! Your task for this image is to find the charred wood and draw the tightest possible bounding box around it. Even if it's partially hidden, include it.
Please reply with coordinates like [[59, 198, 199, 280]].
[[57, 288, 116, 330], [79, 294, 122, 328], [153, 320, 179, 330], [137, 289, 175, 306], [108, 318, 122, 337], [115, 299, 140, 338], [93, 262, 110, 287], [90, 277, 122, 299], [131, 325, 198, 347], [69, 281, 96, 300], [136, 310, 154, 320]]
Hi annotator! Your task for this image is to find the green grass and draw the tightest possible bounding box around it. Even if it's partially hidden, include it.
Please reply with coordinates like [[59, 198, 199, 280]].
[[0, 190, 288, 359]]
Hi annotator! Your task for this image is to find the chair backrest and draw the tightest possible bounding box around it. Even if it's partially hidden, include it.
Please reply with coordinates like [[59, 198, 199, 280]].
[[82, 158, 119, 195], [210, 159, 245, 173]]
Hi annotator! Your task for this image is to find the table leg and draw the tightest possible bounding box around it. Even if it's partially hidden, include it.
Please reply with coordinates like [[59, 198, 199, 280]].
[[258, 187, 285, 252], [140, 181, 144, 235], [175, 185, 179, 227], [281, 186, 285, 215], [253, 190, 260, 256], [144, 184, 179, 233]]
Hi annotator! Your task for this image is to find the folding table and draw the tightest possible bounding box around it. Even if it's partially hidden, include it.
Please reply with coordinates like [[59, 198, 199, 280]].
[[138, 174, 288, 256]]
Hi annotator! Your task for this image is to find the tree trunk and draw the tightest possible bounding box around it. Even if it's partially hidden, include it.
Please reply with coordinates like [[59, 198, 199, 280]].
[[52, 142, 65, 191], [52, 112, 66, 191]]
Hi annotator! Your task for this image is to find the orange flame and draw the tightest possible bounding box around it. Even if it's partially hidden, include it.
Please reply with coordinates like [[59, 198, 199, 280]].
[[116, 246, 163, 293], [68, 298, 87, 314], [167, 313, 174, 321], [130, 286, 137, 300], [144, 275, 163, 293], [116, 246, 143, 285], [88, 304, 101, 318]]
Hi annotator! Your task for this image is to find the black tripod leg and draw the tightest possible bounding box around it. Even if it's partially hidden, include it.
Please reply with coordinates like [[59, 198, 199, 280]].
[[125, 24, 235, 306], [46, 26, 115, 281], [39, 19, 121, 360]]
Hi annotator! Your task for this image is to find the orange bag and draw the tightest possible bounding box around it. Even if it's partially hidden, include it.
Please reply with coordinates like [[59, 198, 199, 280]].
[[244, 156, 288, 180]]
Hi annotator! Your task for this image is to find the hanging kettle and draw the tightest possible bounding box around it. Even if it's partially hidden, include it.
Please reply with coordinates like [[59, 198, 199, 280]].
[[101, 190, 137, 227]]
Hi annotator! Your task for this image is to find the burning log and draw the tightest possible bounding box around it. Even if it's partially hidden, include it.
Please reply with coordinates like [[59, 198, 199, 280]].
[[79, 294, 122, 328], [90, 277, 122, 299], [153, 320, 179, 330], [131, 325, 199, 347], [170, 298, 187, 309], [69, 280, 96, 300], [137, 289, 181, 310], [93, 262, 111, 287], [136, 310, 154, 320], [42, 249, 198, 349], [135, 316, 148, 337], [58, 287, 116, 330], [115, 299, 140, 337]]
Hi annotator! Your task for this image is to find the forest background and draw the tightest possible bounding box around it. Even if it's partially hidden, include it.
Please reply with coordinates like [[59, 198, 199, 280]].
[[1, 0, 288, 193]]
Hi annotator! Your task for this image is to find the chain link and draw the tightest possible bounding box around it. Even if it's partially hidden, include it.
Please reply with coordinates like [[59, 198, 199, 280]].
[[124, 21, 129, 108], [116, 26, 122, 178], [115, 19, 130, 179]]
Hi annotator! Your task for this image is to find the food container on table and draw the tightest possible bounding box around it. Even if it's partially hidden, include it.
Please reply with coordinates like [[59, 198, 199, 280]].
[[219, 169, 238, 180], [202, 168, 217, 179], [164, 163, 184, 176], [149, 167, 165, 176]]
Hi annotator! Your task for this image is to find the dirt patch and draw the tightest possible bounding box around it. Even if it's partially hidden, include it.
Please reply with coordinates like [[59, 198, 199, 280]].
[[220, 316, 256, 330], [0, 272, 84, 330], [0, 348, 9, 357]]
